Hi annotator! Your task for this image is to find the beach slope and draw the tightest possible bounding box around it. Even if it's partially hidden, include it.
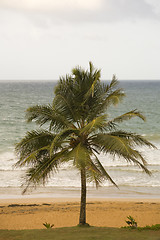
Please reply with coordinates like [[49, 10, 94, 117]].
[[0, 198, 160, 230]]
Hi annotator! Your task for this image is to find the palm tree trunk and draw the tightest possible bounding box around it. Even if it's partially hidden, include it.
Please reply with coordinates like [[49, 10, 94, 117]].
[[79, 168, 86, 225]]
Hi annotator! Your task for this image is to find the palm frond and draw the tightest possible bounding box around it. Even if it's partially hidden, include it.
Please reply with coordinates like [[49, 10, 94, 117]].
[[85, 152, 118, 188], [15, 146, 50, 167], [80, 115, 107, 135], [26, 105, 70, 131], [50, 128, 80, 156], [90, 132, 153, 174], [84, 62, 101, 98], [104, 75, 125, 105], [26, 105, 53, 124], [67, 143, 90, 169], [53, 93, 78, 124], [86, 80, 125, 119], [107, 75, 119, 90], [93, 154, 118, 187], [104, 88, 125, 107], [129, 157, 151, 175], [15, 130, 55, 163], [85, 159, 103, 188], [22, 147, 70, 193], [109, 131, 155, 148], [110, 109, 146, 124]]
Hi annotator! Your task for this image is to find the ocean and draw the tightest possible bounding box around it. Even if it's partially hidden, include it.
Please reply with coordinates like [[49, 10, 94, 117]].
[[0, 80, 160, 199]]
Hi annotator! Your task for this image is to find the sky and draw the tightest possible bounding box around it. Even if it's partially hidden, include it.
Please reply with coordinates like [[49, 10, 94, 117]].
[[0, 0, 160, 80]]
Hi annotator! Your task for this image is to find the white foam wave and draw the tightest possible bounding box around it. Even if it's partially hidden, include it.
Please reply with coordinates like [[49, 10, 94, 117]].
[[0, 145, 160, 189]]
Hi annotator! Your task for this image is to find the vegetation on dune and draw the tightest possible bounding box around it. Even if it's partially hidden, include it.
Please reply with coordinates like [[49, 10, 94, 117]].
[[125, 215, 138, 229], [43, 222, 54, 229], [15, 62, 155, 225], [123, 216, 160, 231]]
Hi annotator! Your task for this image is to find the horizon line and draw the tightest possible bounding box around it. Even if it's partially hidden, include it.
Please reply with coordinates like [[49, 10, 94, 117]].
[[0, 79, 160, 82]]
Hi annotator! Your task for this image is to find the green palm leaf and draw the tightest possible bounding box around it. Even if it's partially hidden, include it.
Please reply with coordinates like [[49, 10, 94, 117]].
[[80, 115, 107, 135], [110, 109, 146, 124], [109, 131, 155, 148], [15, 130, 55, 162], [89, 154, 118, 187], [84, 62, 101, 98], [22, 147, 70, 193], [26, 105, 70, 131], [67, 143, 90, 169], [91, 133, 152, 174], [49, 128, 80, 156]]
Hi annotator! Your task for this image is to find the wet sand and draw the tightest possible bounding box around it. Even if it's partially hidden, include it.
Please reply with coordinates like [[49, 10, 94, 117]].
[[0, 198, 160, 230]]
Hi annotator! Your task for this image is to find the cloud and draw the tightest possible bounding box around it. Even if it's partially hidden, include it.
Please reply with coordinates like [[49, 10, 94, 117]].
[[0, 0, 159, 24], [0, 0, 102, 11], [98, 0, 160, 22]]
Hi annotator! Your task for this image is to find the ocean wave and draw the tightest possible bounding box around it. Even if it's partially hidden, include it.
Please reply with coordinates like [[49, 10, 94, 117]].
[[0, 145, 160, 189], [141, 133, 160, 139]]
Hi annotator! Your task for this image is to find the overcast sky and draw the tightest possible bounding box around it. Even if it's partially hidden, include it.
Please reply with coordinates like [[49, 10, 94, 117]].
[[0, 0, 160, 80]]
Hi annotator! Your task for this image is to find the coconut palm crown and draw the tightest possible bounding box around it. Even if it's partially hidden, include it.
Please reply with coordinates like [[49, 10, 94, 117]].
[[15, 62, 154, 225]]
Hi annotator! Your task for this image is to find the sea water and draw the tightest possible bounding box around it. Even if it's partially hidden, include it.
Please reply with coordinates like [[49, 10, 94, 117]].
[[0, 80, 160, 199]]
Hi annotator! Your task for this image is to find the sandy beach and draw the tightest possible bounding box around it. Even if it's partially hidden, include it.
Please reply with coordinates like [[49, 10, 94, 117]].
[[0, 198, 160, 230]]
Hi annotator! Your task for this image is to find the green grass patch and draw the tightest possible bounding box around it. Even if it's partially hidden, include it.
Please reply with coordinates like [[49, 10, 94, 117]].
[[0, 227, 160, 240], [122, 224, 160, 231], [141, 224, 160, 231]]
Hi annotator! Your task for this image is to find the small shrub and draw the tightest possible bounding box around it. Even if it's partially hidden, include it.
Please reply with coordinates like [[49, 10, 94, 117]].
[[125, 216, 137, 229], [43, 222, 54, 229], [122, 217, 160, 231]]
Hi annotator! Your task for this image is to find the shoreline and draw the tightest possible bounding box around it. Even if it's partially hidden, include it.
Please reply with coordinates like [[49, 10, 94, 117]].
[[0, 197, 160, 230], [1, 196, 160, 205], [1, 185, 160, 201]]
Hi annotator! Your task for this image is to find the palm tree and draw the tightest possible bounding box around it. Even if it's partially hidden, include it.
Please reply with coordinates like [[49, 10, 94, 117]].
[[15, 62, 154, 226]]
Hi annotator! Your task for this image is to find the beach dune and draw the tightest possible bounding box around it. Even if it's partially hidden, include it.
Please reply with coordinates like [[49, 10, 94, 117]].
[[0, 198, 160, 230]]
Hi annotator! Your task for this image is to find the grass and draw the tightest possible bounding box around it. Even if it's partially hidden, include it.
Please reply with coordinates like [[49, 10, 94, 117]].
[[122, 224, 160, 231], [0, 227, 160, 240]]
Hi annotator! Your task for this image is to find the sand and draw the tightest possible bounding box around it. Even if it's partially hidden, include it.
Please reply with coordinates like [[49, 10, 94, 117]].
[[0, 198, 160, 230]]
